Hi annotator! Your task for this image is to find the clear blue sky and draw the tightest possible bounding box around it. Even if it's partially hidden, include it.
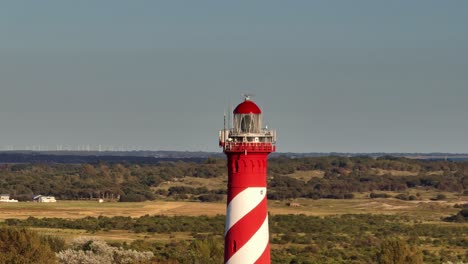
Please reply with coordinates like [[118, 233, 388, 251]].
[[1, 1, 467, 153]]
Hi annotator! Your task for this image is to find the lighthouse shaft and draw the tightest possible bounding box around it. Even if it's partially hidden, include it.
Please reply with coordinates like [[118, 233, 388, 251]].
[[220, 98, 276, 264], [224, 151, 272, 264]]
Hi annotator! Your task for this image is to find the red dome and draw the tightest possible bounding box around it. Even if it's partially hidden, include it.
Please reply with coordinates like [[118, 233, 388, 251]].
[[233, 99, 262, 114]]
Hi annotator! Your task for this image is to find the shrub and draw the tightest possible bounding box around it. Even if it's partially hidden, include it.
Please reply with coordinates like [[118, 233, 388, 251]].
[[444, 209, 468, 223], [395, 194, 409, 200], [41, 234, 66, 252], [376, 237, 423, 264], [370, 193, 391, 199], [431, 194, 447, 201], [119, 193, 146, 202], [175, 237, 223, 263], [173, 194, 189, 200], [56, 237, 154, 264], [198, 194, 223, 202], [0, 227, 57, 264]]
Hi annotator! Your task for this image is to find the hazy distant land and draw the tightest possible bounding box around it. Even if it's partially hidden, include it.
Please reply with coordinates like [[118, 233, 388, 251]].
[[0, 150, 467, 164]]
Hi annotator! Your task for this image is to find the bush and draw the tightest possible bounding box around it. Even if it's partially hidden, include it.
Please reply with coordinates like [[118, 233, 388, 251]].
[[376, 237, 423, 264], [119, 193, 146, 202], [323, 194, 345, 199], [174, 238, 223, 263], [56, 237, 154, 264], [173, 194, 189, 200], [444, 209, 468, 223], [41, 234, 66, 252], [0, 227, 57, 264], [198, 194, 223, 202], [395, 194, 409, 200], [370, 193, 391, 199], [431, 194, 447, 201]]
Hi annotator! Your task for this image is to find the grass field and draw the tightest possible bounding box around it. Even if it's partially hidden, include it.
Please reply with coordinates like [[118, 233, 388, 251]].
[[0, 200, 225, 219], [0, 192, 465, 221]]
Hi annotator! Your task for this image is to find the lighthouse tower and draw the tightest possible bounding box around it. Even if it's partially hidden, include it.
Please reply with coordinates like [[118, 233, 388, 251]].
[[219, 96, 277, 264]]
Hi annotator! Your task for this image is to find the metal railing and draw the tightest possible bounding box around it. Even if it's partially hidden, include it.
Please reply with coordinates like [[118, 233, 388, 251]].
[[223, 142, 275, 152]]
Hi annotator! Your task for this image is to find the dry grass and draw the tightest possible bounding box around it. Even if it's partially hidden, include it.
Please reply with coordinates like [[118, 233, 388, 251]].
[[154, 176, 227, 191], [1, 193, 465, 222], [370, 168, 419, 176], [287, 170, 324, 182], [0, 200, 227, 220], [271, 195, 467, 221]]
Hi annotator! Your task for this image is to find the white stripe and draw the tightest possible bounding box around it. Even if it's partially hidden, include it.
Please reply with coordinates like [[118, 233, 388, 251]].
[[226, 216, 269, 264], [225, 187, 266, 234]]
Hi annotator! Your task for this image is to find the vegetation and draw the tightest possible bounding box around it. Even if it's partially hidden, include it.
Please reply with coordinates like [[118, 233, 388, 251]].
[[56, 237, 153, 264], [0, 227, 59, 264], [376, 237, 423, 264], [444, 209, 468, 223], [3, 213, 467, 263], [267, 156, 467, 200], [0, 156, 467, 262], [4, 215, 226, 234], [0, 156, 466, 202]]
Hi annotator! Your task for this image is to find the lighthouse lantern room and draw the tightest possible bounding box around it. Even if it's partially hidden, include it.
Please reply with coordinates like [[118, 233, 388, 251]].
[[220, 96, 276, 152]]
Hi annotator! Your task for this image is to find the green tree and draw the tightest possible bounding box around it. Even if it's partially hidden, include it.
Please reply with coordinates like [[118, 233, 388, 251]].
[[376, 237, 423, 264]]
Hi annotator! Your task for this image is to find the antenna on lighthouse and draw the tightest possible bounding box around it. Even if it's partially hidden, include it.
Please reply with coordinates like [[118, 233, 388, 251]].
[[228, 98, 232, 129], [224, 108, 227, 130]]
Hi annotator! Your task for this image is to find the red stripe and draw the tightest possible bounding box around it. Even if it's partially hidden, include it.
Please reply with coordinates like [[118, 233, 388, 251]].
[[255, 243, 270, 264], [224, 196, 268, 261]]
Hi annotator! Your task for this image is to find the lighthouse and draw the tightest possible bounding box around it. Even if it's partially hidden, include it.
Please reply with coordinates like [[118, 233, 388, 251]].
[[219, 95, 277, 264]]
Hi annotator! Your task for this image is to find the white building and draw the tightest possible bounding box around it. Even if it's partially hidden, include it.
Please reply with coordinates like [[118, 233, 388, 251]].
[[33, 195, 57, 203], [0, 194, 18, 202]]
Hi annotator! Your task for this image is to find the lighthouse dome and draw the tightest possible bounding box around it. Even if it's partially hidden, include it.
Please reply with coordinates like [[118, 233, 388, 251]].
[[233, 99, 262, 114]]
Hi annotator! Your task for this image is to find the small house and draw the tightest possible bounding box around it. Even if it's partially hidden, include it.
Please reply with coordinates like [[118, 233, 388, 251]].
[[0, 194, 18, 202], [33, 195, 57, 203]]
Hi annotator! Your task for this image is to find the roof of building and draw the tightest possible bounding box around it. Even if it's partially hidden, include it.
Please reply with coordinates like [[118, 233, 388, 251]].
[[233, 99, 262, 114]]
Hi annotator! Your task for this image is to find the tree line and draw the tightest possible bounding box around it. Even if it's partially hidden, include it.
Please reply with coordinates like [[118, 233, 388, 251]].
[[0, 156, 466, 201]]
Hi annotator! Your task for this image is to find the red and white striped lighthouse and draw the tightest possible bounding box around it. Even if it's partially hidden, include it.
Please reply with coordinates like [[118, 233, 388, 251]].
[[219, 96, 276, 264]]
